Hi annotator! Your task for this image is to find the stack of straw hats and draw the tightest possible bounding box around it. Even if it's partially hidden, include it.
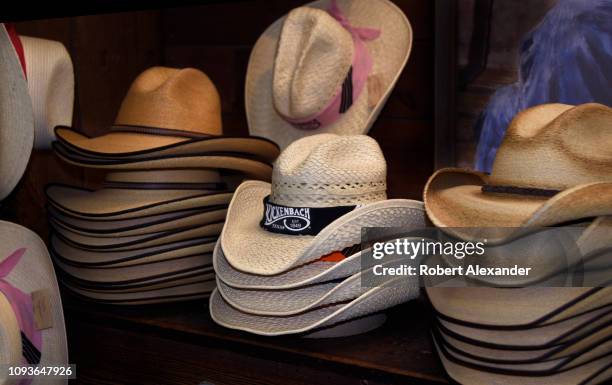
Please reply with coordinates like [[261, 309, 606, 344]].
[[47, 67, 280, 305], [423, 103, 612, 384], [210, 134, 428, 337]]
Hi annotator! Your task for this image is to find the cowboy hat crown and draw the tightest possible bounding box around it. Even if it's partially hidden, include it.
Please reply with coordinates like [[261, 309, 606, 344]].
[[114, 66, 222, 135]]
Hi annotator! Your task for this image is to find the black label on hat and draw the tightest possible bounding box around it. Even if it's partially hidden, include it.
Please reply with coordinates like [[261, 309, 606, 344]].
[[260, 196, 356, 236]]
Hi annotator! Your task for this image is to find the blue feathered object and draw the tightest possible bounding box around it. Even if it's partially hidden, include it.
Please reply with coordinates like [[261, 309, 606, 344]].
[[474, 0, 612, 172]]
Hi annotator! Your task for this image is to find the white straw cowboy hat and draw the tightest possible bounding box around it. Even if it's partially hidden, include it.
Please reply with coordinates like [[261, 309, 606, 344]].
[[438, 305, 612, 349], [0, 24, 34, 201], [54, 66, 279, 159], [214, 241, 365, 289], [0, 221, 68, 384], [216, 257, 415, 316], [220, 134, 426, 275], [246, 0, 412, 149], [210, 276, 416, 336], [46, 170, 233, 220], [424, 103, 612, 242], [20, 36, 74, 150], [432, 337, 612, 385], [51, 235, 216, 268]]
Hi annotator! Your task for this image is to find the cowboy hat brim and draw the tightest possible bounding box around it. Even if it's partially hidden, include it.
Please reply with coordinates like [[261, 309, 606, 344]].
[[0, 25, 34, 200], [51, 221, 223, 251], [246, 0, 412, 149], [0, 221, 68, 377], [53, 141, 274, 181], [436, 321, 612, 366], [55, 126, 280, 162], [423, 168, 612, 241], [46, 184, 233, 220], [49, 206, 227, 238], [439, 305, 612, 349], [209, 276, 418, 336], [53, 253, 213, 284], [220, 180, 426, 275], [50, 234, 216, 267], [432, 332, 612, 385], [214, 240, 361, 289], [62, 279, 216, 304], [426, 287, 611, 328]]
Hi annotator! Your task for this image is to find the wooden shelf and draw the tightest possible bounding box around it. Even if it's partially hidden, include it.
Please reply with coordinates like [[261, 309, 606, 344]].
[[62, 292, 448, 385]]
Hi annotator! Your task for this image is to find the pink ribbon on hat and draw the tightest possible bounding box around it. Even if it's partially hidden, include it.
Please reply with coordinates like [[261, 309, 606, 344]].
[[281, 0, 380, 130], [0, 248, 42, 385]]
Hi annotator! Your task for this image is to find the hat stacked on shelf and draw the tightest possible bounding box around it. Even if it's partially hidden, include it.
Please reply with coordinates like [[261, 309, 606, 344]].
[[423, 103, 612, 384], [210, 134, 428, 337], [47, 67, 280, 305]]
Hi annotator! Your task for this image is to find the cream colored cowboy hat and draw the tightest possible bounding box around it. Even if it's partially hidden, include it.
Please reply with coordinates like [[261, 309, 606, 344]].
[[424, 103, 612, 242], [0, 24, 34, 201], [20, 36, 74, 150], [213, 240, 365, 289], [216, 256, 414, 316], [426, 287, 611, 328], [50, 235, 216, 267], [54, 66, 279, 160], [63, 279, 216, 305], [46, 170, 233, 220], [435, 323, 612, 366], [220, 134, 426, 275], [246, 0, 412, 149], [210, 275, 417, 336], [433, 337, 612, 385], [438, 305, 612, 349], [0, 221, 68, 384]]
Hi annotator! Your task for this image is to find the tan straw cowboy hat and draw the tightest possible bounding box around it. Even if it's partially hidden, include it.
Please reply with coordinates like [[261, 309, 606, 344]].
[[0, 221, 68, 384], [0, 24, 34, 201], [246, 0, 412, 149], [220, 134, 426, 275], [424, 103, 612, 241], [54, 66, 280, 172]]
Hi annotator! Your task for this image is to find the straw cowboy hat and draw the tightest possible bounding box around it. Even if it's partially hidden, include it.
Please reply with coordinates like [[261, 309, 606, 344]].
[[435, 322, 612, 366], [63, 279, 216, 305], [216, 255, 415, 316], [0, 221, 68, 384], [438, 305, 612, 350], [51, 235, 216, 267], [432, 337, 611, 385], [426, 287, 611, 328], [220, 134, 426, 275], [20, 36, 74, 150], [424, 103, 612, 242], [214, 241, 365, 290], [46, 170, 233, 220], [53, 66, 280, 164], [246, 0, 412, 149], [0, 24, 34, 201], [210, 275, 416, 336]]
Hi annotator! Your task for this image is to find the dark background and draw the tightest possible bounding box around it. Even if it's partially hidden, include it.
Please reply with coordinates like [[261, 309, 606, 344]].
[[4, 0, 435, 242]]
